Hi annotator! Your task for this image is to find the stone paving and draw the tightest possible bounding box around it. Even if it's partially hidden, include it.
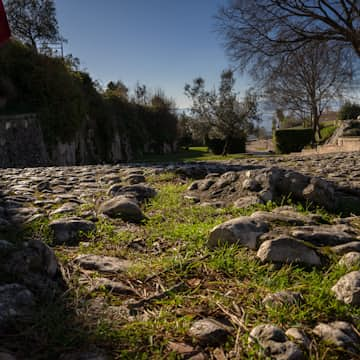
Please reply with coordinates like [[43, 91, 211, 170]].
[[0, 152, 359, 358]]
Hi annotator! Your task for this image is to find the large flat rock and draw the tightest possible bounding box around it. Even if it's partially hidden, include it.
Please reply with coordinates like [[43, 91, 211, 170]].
[[208, 216, 268, 249], [99, 196, 145, 223], [75, 255, 132, 273], [257, 237, 321, 266]]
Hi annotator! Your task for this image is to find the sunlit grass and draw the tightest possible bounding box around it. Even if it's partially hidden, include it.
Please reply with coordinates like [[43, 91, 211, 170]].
[[14, 170, 360, 359]]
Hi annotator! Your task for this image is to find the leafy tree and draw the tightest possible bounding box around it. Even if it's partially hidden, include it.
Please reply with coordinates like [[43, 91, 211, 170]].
[[150, 89, 174, 111], [104, 81, 129, 100], [184, 77, 214, 145], [148, 90, 178, 149], [218, 0, 360, 68], [185, 70, 259, 155], [338, 101, 360, 120], [4, 0, 63, 50], [177, 113, 193, 148]]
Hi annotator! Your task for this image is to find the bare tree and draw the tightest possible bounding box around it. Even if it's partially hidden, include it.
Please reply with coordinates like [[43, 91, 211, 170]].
[[5, 0, 62, 50], [133, 83, 148, 105], [263, 42, 353, 139], [218, 0, 360, 70]]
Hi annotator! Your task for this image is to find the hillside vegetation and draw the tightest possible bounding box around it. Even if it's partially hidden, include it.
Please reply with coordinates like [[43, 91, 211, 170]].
[[0, 41, 177, 160]]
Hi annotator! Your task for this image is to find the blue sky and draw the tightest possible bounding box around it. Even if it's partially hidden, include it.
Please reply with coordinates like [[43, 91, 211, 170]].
[[54, 0, 251, 108]]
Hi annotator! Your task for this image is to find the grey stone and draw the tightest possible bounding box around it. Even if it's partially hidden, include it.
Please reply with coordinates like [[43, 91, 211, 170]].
[[75, 254, 132, 273], [258, 189, 274, 203], [331, 241, 360, 255], [249, 324, 304, 360], [257, 237, 321, 267], [313, 321, 360, 352], [242, 178, 261, 192], [249, 324, 287, 343], [0, 218, 10, 230], [101, 174, 121, 185], [233, 196, 261, 209], [184, 195, 200, 203], [167, 342, 200, 358], [302, 177, 335, 212], [25, 213, 46, 223], [124, 169, 144, 176], [275, 170, 310, 199], [2, 240, 59, 279], [331, 271, 360, 305], [187, 181, 199, 191], [200, 201, 225, 208], [91, 278, 136, 295], [49, 202, 78, 216], [107, 184, 156, 203], [36, 181, 51, 192], [285, 328, 311, 349], [50, 217, 96, 244], [124, 174, 145, 185], [0, 240, 14, 251], [291, 225, 355, 246], [99, 196, 145, 222], [261, 341, 304, 360], [0, 352, 17, 360], [0, 284, 35, 330], [198, 179, 215, 191], [188, 318, 232, 346], [338, 252, 360, 268], [208, 216, 268, 249], [214, 171, 238, 189], [252, 207, 317, 226]]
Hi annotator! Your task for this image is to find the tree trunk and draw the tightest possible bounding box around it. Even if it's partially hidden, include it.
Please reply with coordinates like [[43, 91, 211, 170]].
[[222, 137, 229, 156], [30, 37, 38, 52], [312, 105, 320, 145]]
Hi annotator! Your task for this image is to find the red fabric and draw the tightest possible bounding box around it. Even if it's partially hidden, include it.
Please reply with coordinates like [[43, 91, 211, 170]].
[[0, 0, 10, 45]]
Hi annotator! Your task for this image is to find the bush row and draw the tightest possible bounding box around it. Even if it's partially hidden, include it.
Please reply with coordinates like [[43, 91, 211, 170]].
[[274, 128, 313, 154]]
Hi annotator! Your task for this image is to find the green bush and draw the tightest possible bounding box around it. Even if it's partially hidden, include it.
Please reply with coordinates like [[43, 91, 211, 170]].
[[274, 128, 313, 154], [338, 101, 360, 120], [207, 136, 246, 155]]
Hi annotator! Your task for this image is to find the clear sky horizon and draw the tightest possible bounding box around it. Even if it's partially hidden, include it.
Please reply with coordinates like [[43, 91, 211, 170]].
[[54, 0, 251, 109]]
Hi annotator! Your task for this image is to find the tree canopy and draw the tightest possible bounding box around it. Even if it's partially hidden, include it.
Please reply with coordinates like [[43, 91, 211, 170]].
[[185, 70, 259, 154], [338, 101, 360, 120], [5, 0, 62, 50]]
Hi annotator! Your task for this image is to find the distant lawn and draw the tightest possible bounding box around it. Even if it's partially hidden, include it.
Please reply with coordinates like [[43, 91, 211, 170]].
[[134, 146, 254, 163], [318, 124, 337, 143]]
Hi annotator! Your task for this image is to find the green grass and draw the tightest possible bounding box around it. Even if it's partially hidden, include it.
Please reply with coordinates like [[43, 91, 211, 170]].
[[134, 146, 254, 163], [318, 124, 337, 143], [8, 171, 360, 359]]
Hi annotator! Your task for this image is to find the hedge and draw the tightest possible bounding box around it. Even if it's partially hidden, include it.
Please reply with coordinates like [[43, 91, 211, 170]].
[[207, 136, 246, 155], [274, 128, 313, 154]]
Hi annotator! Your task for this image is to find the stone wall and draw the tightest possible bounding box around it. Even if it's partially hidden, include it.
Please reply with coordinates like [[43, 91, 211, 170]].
[[0, 114, 49, 168], [0, 113, 175, 167], [337, 137, 360, 152], [301, 137, 360, 155]]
